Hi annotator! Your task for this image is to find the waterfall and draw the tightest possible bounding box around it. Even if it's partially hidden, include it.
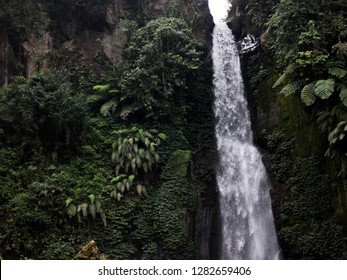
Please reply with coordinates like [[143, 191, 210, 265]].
[[209, 1, 281, 260]]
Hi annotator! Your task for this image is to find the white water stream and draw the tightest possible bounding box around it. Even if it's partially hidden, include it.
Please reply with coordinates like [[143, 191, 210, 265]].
[[209, 0, 281, 259]]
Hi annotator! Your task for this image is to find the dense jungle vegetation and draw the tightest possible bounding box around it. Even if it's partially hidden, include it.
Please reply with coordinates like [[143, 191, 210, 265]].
[[0, 0, 215, 259], [0, 0, 347, 260], [245, 0, 347, 258]]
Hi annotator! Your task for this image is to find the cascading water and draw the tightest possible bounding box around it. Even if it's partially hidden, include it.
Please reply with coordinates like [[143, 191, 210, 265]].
[[209, 0, 281, 259]]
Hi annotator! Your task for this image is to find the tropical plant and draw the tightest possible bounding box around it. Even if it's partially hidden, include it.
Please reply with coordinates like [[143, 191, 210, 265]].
[[0, 71, 87, 160], [111, 127, 166, 175], [246, 0, 279, 29], [109, 127, 166, 200], [65, 194, 107, 226], [94, 17, 203, 120]]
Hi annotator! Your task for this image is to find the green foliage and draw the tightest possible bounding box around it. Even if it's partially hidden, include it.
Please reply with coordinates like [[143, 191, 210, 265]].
[[151, 149, 200, 259], [166, 150, 192, 177], [0, 71, 87, 160], [279, 80, 304, 97], [279, 219, 347, 259], [246, 0, 279, 29], [247, 0, 347, 260], [327, 60, 347, 78], [339, 85, 347, 106], [111, 127, 163, 176], [314, 79, 335, 99], [273, 64, 296, 89], [265, 129, 347, 259], [0, 5, 213, 261], [267, 0, 332, 66], [167, 0, 180, 18], [65, 195, 106, 226], [0, 0, 50, 33], [300, 83, 316, 106], [110, 127, 164, 200], [96, 17, 204, 120]]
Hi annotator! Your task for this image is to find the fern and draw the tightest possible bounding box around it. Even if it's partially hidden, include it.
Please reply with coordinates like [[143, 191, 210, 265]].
[[300, 83, 316, 106], [119, 102, 143, 120], [327, 60, 347, 78], [273, 64, 296, 88], [314, 79, 335, 99], [280, 80, 303, 97], [100, 99, 118, 116], [332, 42, 347, 60], [329, 67, 347, 78], [338, 84, 347, 107], [328, 121, 347, 145]]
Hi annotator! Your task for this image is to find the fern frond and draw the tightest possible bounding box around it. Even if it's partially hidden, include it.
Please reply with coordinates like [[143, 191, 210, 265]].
[[328, 121, 347, 145], [300, 83, 316, 106], [332, 42, 347, 59], [327, 60, 347, 78], [314, 79, 335, 99], [331, 103, 347, 121], [329, 67, 347, 78], [338, 84, 347, 107], [119, 102, 143, 120], [280, 80, 303, 97], [273, 64, 296, 88], [100, 99, 118, 116]]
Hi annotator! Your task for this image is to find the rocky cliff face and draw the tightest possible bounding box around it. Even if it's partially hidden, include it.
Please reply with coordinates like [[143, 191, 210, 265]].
[[0, 0, 212, 84]]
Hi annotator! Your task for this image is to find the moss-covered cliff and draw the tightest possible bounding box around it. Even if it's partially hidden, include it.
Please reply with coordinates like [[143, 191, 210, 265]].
[[240, 0, 347, 259]]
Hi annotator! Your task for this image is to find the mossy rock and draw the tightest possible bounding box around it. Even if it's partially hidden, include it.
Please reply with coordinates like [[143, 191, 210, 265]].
[[74, 240, 106, 260], [166, 150, 192, 178]]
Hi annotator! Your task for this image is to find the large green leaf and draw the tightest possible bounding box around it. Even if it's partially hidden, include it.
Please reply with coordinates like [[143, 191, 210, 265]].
[[89, 203, 97, 220], [128, 174, 136, 182], [66, 203, 76, 218], [100, 99, 118, 116], [88, 194, 96, 204], [339, 85, 347, 107], [280, 80, 303, 97], [314, 79, 335, 99], [328, 67, 347, 79], [273, 64, 296, 88], [301, 83, 316, 106], [80, 203, 88, 217], [327, 60, 347, 78], [93, 84, 110, 92], [65, 197, 73, 207]]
